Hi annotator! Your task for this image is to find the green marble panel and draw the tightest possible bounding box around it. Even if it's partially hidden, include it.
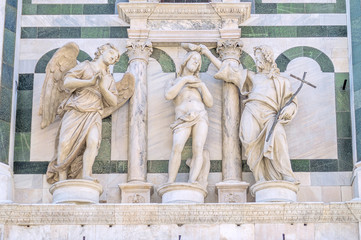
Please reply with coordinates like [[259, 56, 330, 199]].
[[83, 4, 114, 14], [15, 108, 32, 132], [255, 3, 277, 14], [22, 4, 37, 15], [291, 159, 310, 172], [7, 0, 18, 8], [14, 132, 31, 162], [335, 73, 350, 112], [148, 160, 168, 173], [337, 138, 353, 171], [81, 27, 110, 38], [355, 108, 361, 161], [1, 63, 13, 90], [315, 52, 335, 72], [282, 46, 304, 61], [178, 160, 190, 173], [200, 48, 218, 73], [336, 112, 351, 138], [22, 0, 32, 4], [353, 62, 361, 91], [310, 159, 338, 172], [16, 90, 33, 110], [3, 29, 15, 66], [297, 26, 328, 37], [13, 161, 48, 174], [70, 4, 83, 14], [277, 4, 305, 14], [269, 26, 297, 38], [18, 74, 34, 91], [0, 120, 10, 164], [334, 0, 346, 13], [304, 3, 336, 13], [77, 50, 92, 62], [114, 160, 128, 173], [114, 53, 129, 73], [59, 27, 81, 38], [35, 49, 57, 73], [327, 26, 347, 37], [352, 43, 361, 65], [95, 139, 111, 161], [210, 160, 222, 172], [21, 27, 37, 39], [241, 26, 268, 38], [0, 87, 12, 122], [38, 27, 60, 38], [101, 120, 111, 139], [109, 27, 128, 38], [181, 146, 192, 160], [240, 51, 256, 72], [5, 5, 17, 33], [93, 159, 111, 174], [275, 54, 290, 72], [151, 48, 176, 73], [351, 18, 361, 46], [303, 46, 322, 60], [242, 160, 251, 172], [37, 4, 63, 15]]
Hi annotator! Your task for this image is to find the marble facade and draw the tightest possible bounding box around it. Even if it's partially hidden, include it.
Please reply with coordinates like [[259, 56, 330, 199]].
[[0, 0, 359, 238]]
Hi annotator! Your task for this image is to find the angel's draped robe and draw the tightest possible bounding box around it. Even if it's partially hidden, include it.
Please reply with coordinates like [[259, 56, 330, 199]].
[[46, 61, 117, 184], [214, 61, 297, 182]]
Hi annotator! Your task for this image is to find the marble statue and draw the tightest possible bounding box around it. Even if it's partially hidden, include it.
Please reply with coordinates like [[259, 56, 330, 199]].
[[201, 43, 298, 183], [164, 44, 213, 187], [39, 42, 135, 184]]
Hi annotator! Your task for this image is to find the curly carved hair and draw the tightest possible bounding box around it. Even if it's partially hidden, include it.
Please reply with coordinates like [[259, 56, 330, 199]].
[[177, 51, 201, 78], [93, 43, 120, 62], [254, 45, 280, 75]]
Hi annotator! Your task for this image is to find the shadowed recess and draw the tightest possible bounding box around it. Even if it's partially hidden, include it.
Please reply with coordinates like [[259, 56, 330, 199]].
[[275, 46, 334, 72], [34, 48, 92, 73]]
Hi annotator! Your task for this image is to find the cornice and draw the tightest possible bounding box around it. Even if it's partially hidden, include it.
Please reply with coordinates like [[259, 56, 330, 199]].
[[0, 203, 360, 225]]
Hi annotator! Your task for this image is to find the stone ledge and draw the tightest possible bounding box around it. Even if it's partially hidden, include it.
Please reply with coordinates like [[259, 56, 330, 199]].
[[0, 202, 360, 225]]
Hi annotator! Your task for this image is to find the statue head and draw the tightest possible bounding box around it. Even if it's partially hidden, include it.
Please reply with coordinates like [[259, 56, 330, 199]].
[[178, 51, 202, 78], [94, 43, 120, 66], [253, 45, 279, 75]]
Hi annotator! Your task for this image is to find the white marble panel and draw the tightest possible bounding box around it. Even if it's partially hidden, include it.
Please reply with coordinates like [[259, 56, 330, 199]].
[[68, 225, 96, 240], [5, 225, 52, 240], [241, 38, 348, 73], [255, 223, 315, 240], [341, 186, 352, 201], [241, 14, 345, 26], [19, 60, 38, 74], [220, 224, 254, 240], [284, 58, 337, 159], [14, 188, 43, 204], [21, 15, 128, 27], [355, 89, 361, 110], [310, 172, 352, 186], [315, 223, 358, 240], [30, 74, 59, 161], [297, 186, 323, 202], [321, 186, 341, 202], [295, 172, 311, 186], [14, 174, 42, 189]]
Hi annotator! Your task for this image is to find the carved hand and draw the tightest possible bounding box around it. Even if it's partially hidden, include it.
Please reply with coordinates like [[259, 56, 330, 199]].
[[279, 103, 296, 122]]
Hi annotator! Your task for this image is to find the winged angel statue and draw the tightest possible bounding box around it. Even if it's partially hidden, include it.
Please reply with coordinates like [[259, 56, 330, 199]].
[[39, 42, 135, 184]]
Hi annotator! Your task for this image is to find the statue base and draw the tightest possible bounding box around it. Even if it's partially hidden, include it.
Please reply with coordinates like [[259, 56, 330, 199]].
[[118, 181, 153, 203], [0, 163, 13, 203], [157, 182, 207, 203], [49, 179, 103, 204], [250, 180, 299, 202], [216, 180, 249, 203]]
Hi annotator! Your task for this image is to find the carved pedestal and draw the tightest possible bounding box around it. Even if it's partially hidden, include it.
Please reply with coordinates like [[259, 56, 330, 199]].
[[250, 181, 299, 202], [49, 180, 103, 204], [158, 183, 207, 203], [119, 182, 153, 203], [0, 163, 13, 203], [216, 181, 249, 203]]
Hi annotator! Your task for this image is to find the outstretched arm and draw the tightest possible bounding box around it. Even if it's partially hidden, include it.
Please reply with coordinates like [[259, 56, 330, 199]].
[[200, 45, 222, 70]]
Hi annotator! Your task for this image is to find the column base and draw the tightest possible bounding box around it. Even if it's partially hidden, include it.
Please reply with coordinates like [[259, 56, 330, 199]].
[[119, 181, 153, 203], [216, 180, 249, 203], [49, 179, 103, 204], [0, 163, 13, 203], [157, 182, 207, 204], [250, 180, 299, 202]]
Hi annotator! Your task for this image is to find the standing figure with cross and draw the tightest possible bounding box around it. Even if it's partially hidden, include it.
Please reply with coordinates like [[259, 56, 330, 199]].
[[201, 44, 314, 183]]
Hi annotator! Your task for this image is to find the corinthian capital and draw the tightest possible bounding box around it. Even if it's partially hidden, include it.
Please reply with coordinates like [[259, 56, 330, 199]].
[[216, 39, 243, 62], [126, 39, 153, 63]]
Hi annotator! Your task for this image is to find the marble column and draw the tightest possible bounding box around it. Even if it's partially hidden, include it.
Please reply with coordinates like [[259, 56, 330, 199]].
[[119, 39, 153, 203], [215, 40, 249, 203], [348, 0, 361, 201]]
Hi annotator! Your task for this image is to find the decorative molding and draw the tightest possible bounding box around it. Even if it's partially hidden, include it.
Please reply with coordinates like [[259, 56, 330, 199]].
[[126, 39, 153, 63], [0, 203, 360, 225]]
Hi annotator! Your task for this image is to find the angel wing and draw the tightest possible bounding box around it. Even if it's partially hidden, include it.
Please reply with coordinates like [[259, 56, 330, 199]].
[[102, 72, 135, 119], [38, 42, 79, 129]]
